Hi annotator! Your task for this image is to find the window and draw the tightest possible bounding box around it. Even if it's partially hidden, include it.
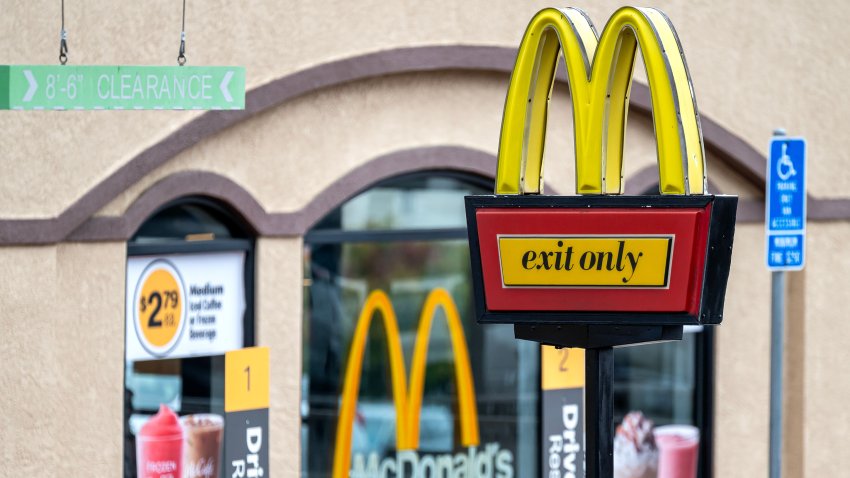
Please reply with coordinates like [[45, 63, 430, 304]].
[[124, 197, 255, 478], [302, 172, 540, 477], [613, 327, 714, 477]]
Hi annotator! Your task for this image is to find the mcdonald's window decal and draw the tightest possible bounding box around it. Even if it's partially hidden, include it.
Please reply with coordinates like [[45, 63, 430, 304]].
[[334, 289, 514, 478]]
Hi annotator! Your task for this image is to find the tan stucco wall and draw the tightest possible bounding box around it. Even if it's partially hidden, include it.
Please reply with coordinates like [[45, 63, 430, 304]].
[[0, 0, 847, 218], [802, 222, 850, 476], [97, 72, 513, 217], [96, 71, 758, 219], [0, 239, 304, 477], [714, 222, 850, 478], [256, 237, 304, 477], [714, 224, 772, 477], [0, 243, 126, 475]]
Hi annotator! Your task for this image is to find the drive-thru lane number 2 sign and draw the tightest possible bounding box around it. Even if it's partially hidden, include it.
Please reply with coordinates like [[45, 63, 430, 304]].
[[766, 137, 806, 270]]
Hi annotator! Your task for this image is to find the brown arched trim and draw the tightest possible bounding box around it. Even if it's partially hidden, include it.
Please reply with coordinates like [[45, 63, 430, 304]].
[[625, 165, 763, 222], [67, 171, 269, 241], [67, 146, 497, 241], [291, 146, 496, 234], [1, 45, 847, 245], [623, 165, 722, 196], [623, 167, 666, 196]]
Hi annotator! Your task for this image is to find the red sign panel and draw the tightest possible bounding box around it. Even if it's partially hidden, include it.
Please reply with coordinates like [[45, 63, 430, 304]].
[[464, 195, 737, 326], [476, 208, 709, 316]]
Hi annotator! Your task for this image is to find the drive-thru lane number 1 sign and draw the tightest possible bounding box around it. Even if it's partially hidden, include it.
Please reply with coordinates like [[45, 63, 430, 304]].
[[766, 137, 806, 270], [0, 65, 245, 110]]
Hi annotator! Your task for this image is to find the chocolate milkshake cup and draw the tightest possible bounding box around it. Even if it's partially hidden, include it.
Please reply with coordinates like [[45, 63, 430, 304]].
[[181, 414, 224, 478], [137, 404, 184, 478], [654, 425, 700, 478]]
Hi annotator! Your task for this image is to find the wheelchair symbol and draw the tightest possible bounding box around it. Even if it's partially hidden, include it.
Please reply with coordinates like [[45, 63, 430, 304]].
[[776, 143, 797, 181]]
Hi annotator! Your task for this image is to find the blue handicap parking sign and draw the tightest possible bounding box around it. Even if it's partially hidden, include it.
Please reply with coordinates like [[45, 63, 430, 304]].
[[766, 137, 806, 270]]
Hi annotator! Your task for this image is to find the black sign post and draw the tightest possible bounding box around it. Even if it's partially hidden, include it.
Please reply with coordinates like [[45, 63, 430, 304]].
[[585, 348, 613, 478]]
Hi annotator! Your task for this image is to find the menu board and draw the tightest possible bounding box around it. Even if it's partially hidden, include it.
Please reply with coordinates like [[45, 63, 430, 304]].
[[125, 251, 246, 361]]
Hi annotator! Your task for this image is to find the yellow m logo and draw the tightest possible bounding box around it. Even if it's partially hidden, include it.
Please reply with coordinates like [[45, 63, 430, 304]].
[[496, 7, 706, 196], [332, 289, 480, 478]]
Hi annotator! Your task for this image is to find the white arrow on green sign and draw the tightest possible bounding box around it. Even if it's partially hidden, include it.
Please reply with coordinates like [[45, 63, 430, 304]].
[[0, 65, 245, 110]]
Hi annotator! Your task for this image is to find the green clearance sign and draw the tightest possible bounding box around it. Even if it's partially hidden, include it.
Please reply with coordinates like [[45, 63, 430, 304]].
[[0, 65, 244, 110]]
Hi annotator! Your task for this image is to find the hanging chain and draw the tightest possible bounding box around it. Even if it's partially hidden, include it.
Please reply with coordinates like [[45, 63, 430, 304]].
[[59, 0, 69, 64], [177, 0, 187, 65]]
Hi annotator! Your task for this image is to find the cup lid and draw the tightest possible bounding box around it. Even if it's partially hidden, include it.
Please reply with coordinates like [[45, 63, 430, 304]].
[[180, 413, 224, 428], [653, 424, 699, 442]]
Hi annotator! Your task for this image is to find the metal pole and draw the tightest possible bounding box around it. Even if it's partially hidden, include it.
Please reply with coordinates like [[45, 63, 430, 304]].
[[769, 270, 785, 478], [585, 347, 614, 478], [768, 127, 786, 478]]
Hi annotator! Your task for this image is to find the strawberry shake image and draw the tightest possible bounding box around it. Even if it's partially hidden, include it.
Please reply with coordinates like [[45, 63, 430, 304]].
[[613, 412, 658, 478], [654, 425, 700, 478], [136, 404, 184, 478]]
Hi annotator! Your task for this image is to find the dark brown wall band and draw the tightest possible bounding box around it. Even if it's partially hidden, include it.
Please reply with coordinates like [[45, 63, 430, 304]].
[[0, 45, 846, 245], [624, 167, 762, 222], [67, 146, 497, 241]]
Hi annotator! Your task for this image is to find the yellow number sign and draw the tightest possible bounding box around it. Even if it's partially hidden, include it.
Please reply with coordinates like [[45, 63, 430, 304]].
[[542, 346, 585, 391], [225, 346, 270, 413]]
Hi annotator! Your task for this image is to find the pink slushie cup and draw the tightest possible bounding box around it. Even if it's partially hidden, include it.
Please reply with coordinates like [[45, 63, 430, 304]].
[[136, 404, 184, 478], [654, 425, 699, 478]]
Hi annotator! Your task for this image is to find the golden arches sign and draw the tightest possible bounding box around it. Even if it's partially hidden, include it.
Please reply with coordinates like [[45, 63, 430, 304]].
[[332, 288, 480, 478], [496, 6, 706, 196], [465, 7, 737, 328]]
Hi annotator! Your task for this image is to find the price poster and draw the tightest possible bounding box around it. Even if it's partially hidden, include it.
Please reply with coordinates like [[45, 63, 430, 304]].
[[125, 251, 247, 361]]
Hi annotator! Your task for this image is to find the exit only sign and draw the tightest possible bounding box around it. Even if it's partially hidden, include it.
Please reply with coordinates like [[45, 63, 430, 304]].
[[0, 65, 245, 110]]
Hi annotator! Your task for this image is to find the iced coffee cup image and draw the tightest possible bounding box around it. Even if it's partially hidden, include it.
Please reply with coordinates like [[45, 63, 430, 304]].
[[654, 424, 700, 478], [136, 404, 184, 478], [181, 413, 224, 478]]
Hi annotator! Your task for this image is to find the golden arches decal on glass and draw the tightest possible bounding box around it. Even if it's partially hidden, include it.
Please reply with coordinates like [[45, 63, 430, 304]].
[[332, 288, 480, 478], [408, 288, 479, 449], [332, 290, 410, 478], [495, 6, 706, 196]]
